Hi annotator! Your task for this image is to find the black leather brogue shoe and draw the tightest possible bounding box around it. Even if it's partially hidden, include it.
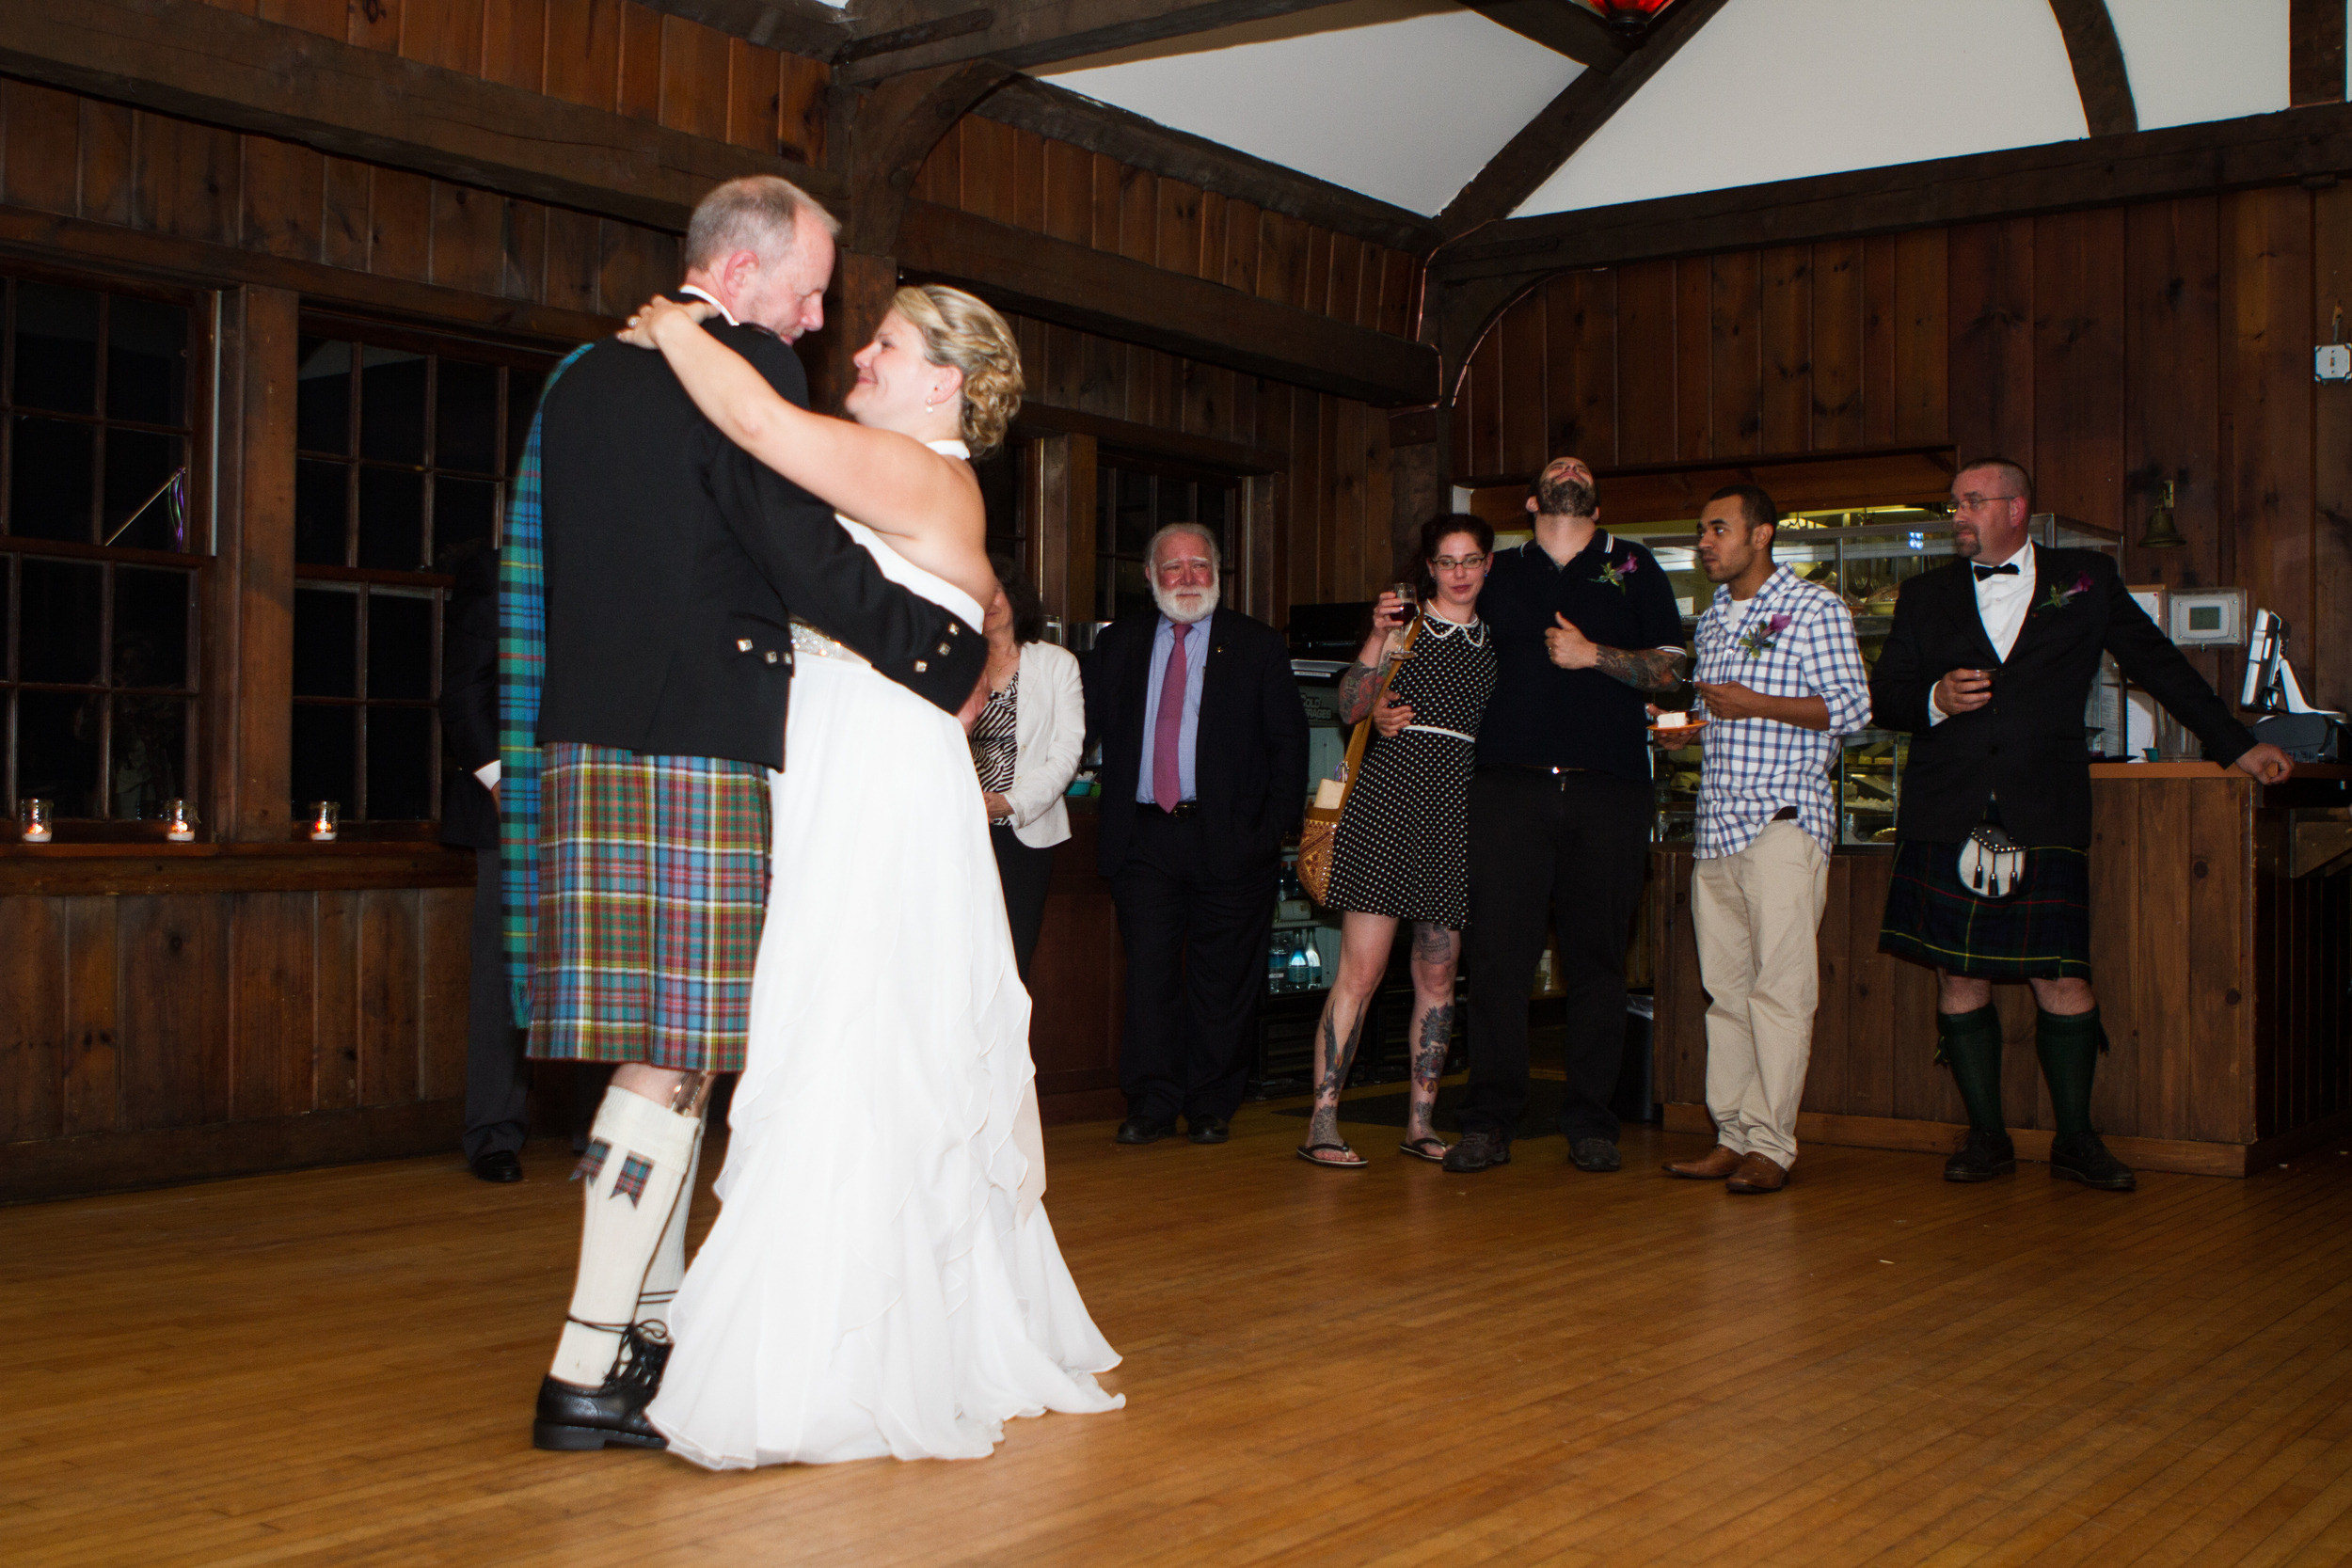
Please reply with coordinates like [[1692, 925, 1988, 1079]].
[[2049, 1132, 2137, 1192], [470, 1149, 524, 1183], [1186, 1115, 1231, 1145], [1115, 1116, 1174, 1146], [1440, 1129, 1512, 1172], [1944, 1127, 2017, 1183], [532, 1326, 671, 1452]]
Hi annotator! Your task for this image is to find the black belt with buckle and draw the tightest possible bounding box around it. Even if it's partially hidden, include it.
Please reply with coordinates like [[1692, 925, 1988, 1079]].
[[1141, 800, 1199, 818]]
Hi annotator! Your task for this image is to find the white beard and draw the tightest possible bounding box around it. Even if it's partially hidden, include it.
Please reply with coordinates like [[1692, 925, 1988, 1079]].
[[1151, 578, 1219, 625]]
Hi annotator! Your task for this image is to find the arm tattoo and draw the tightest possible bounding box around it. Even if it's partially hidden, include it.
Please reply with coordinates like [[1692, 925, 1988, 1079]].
[[1335, 661, 1381, 723], [1590, 644, 1687, 695]]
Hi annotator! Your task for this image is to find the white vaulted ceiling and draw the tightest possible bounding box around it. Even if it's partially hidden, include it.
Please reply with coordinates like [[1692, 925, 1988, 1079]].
[[1027, 0, 2314, 223]]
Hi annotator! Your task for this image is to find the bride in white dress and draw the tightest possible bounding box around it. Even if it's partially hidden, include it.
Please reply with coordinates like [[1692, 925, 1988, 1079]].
[[616, 284, 1123, 1467]]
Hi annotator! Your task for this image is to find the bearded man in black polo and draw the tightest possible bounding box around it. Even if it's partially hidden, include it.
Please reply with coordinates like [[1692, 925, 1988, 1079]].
[[1446, 455, 1688, 1174]]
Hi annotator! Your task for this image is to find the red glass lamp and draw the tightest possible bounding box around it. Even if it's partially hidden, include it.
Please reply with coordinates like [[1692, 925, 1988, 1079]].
[[1586, 0, 1677, 37]]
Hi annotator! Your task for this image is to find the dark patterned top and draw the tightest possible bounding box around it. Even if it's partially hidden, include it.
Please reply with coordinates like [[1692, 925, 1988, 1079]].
[[1324, 614, 1497, 928], [971, 670, 1019, 818]]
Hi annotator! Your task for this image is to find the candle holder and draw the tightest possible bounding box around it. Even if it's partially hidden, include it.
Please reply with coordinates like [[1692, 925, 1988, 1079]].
[[306, 801, 341, 842], [18, 798, 53, 843], [162, 800, 197, 842]]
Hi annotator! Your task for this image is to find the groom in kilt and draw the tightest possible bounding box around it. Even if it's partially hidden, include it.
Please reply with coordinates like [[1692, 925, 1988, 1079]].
[[1870, 457, 2290, 1192], [501, 176, 986, 1451]]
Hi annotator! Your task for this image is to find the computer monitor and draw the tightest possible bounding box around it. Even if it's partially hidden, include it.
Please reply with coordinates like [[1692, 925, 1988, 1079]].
[[2239, 610, 2285, 710]]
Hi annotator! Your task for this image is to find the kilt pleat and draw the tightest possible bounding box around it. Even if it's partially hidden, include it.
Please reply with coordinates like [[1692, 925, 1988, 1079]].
[[1877, 837, 2091, 981], [529, 741, 771, 1070]]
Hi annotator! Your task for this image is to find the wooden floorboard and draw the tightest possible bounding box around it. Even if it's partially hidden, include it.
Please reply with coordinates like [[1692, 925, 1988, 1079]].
[[10, 1091, 2352, 1567]]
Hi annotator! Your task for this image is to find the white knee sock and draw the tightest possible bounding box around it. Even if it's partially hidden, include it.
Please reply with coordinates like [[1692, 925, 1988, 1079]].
[[548, 1085, 704, 1388], [633, 1131, 701, 1340]]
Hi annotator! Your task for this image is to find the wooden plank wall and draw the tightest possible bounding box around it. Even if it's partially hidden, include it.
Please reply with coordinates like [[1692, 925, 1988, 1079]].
[[1454, 187, 2352, 711], [0, 884, 471, 1200], [0, 77, 680, 321], [192, 0, 830, 164], [916, 115, 1418, 341]]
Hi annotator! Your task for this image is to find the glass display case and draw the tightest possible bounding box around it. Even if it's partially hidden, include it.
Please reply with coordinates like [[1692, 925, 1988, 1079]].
[[1615, 509, 2122, 847]]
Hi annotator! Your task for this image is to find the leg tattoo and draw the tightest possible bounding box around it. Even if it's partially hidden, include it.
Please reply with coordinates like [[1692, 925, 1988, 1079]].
[[1407, 1004, 1454, 1140], [1308, 1003, 1368, 1147]]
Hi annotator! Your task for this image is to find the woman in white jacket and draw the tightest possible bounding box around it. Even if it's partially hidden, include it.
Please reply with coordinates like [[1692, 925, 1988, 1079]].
[[969, 563, 1085, 976]]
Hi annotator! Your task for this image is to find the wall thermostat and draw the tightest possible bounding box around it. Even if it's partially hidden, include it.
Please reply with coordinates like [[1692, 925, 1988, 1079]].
[[2169, 586, 2248, 646], [2320, 344, 2352, 382]]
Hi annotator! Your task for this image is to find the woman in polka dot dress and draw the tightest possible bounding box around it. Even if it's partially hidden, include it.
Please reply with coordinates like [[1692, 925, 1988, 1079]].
[[1297, 515, 1497, 1168]]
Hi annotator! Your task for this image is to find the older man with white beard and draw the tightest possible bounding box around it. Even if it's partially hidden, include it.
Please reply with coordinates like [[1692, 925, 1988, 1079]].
[[1085, 522, 1309, 1147]]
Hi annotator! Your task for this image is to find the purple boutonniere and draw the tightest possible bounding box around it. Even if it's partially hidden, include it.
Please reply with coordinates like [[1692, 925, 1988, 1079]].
[[1593, 553, 1640, 593], [2042, 572, 2093, 610], [1737, 612, 1794, 657]]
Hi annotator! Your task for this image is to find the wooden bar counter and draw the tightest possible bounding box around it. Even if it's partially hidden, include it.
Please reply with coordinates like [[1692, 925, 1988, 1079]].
[[1649, 765, 2352, 1177]]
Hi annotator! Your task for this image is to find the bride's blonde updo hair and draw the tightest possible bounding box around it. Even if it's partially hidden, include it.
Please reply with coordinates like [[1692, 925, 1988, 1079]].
[[892, 285, 1023, 457]]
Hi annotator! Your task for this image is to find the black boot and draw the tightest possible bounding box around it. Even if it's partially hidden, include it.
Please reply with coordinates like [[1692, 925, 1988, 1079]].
[[1945, 1126, 2017, 1182], [2039, 1009, 2134, 1191], [2050, 1132, 2137, 1191], [532, 1323, 672, 1451]]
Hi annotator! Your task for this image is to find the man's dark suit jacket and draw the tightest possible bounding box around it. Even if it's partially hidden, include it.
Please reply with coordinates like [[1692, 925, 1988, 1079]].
[[1085, 606, 1310, 881], [438, 544, 500, 851], [535, 314, 984, 768], [1870, 546, 2254, 847]]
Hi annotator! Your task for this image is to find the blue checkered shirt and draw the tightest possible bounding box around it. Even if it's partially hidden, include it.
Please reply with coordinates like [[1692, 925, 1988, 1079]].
[[1691, 566, 1871, 858]]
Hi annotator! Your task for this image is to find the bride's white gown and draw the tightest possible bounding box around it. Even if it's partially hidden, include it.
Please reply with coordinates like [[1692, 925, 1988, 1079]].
[[647, 451, 1123, 1467]]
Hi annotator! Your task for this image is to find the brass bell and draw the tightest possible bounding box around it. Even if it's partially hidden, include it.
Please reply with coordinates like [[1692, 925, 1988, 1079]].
[[2138, 480, 2185, 551]]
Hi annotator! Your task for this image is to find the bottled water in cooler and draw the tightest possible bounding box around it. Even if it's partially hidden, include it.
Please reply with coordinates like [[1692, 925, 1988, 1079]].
[[1303, 934, 1324, 989], [1285, 933, 1310, 991]]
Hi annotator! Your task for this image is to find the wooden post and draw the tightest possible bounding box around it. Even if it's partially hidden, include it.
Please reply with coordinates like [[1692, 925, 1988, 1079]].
[[214, 284, 299, 843], [1026, 431, 1097, 639]]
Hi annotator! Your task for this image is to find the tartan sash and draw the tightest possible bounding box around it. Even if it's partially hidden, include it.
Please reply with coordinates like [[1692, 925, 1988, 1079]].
[[497, 343, 595, 1028]]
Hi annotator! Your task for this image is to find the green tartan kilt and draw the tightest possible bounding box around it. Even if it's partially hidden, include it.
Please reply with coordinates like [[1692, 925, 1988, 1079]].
[[528, 742, 771, 1071], [1877, 837, 2092, 981]]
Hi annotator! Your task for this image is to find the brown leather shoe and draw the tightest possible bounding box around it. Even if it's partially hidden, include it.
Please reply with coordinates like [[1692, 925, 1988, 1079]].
[[1725, 1152, 1789, 1194], [1662, 1144, 1744, 1180]]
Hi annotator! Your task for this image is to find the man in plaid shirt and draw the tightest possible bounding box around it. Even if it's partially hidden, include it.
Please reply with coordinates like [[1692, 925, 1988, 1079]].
[[1661, 484, 1869, 1194]]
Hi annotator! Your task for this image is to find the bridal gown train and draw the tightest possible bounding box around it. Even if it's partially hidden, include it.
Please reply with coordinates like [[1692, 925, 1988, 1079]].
[[647, 454, 1123, 1467]]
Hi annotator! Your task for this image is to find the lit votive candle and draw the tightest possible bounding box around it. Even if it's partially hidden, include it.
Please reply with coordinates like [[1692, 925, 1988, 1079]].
[[307, 800, 340, 842], [163, 800, 196, 842], [19, 797, 53, 843]]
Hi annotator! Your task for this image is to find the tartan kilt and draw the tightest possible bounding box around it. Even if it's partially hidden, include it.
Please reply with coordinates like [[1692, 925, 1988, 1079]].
[[1877, 837, 2091, 980], [528, 741, 771, 1070]]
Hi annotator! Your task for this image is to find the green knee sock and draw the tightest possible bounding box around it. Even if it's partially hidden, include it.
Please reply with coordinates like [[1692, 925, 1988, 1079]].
[[1936, 1006, 2007, 1134], [2037, 1007, 2106, 1138]]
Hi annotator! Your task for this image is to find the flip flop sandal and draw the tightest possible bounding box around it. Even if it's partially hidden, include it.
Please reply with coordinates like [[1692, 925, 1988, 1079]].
[[1397, 1137, 1450, 1164], [1295, 1142, 1368, 1168]]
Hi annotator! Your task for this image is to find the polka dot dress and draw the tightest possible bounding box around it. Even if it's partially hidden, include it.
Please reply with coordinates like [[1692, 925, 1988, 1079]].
[[1323, 614, 1496, 928]]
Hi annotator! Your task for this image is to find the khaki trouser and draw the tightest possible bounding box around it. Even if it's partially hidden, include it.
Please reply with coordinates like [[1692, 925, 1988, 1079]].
[[1691, 819, 1830, 1168]]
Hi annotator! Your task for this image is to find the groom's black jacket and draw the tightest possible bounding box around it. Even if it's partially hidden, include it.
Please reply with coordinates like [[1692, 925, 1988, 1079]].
[[535, 313, 985, 769], [1869, 546, 2253, 847]]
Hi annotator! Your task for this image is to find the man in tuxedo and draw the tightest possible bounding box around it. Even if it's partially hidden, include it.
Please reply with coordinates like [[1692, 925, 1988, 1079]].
[[510, 176, 987, 1451], [1871, 457, 2291, 1191], [437, 541, 529, 1184], [1087, 523, 1309, 1148]]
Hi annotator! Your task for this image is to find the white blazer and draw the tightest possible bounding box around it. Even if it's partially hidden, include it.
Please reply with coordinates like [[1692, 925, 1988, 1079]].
[[996, 640, 1085, 847]]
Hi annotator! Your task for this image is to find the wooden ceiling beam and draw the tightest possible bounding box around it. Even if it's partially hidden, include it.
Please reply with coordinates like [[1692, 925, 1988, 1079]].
[[627, 0, 853, 58], [974, 76, 1441, 251], [2291, 0, 2348, 107], [1433, 0, 1733, 243], [2047, 0, 2136, 136], [1460, 0, 1630, 71], [895, 200, 1439, 404], [834, 0, 1344, 84], [0, 0, 842, 234]]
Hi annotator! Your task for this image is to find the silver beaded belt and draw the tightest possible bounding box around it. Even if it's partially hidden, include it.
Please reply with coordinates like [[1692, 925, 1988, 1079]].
[[789, 618, 870, 668], [1401, 724, 1475, 743]]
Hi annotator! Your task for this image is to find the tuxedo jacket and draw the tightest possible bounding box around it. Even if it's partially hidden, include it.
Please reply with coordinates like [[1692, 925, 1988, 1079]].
[[438, 544, 499, 851], [1084, 607, 1310, 881], [534, 315, 985, 769], [1870, 546, 2254, 847]]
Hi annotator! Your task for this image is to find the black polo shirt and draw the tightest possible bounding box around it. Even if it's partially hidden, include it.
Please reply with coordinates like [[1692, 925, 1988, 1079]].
[[1475, 531, 1686, 781]]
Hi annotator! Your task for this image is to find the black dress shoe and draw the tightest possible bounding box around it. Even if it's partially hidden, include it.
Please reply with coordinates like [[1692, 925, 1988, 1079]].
[[2049, 1132, 2137, 1191], [1567, 1138, 1622, 1173], [1441, 1129, 1512, 1172], [1186, 1115, 1230, 1145], [1944, 1127, 2017, 1182], [1115, 1116, 1174, 1146], [470, 1149, 524, 1183], [532, 1326, 670, 1451]]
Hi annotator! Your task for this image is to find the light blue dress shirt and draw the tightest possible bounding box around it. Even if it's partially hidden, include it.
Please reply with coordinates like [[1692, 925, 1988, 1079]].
[[1136, 614, 1210, 804]]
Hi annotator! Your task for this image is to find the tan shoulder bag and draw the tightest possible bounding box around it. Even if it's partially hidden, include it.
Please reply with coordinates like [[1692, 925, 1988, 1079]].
[[1296, 619, 1421, 905]]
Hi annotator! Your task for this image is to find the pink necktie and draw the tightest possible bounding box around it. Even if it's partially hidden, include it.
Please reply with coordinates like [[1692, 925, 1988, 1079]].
[[1152, 626, 1188, 812]]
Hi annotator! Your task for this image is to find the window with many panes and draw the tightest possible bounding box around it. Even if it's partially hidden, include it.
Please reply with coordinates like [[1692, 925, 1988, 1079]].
[[1, 270, 204, 826], [292, 318, 548, 826], [1095, 459, 1235, 626]]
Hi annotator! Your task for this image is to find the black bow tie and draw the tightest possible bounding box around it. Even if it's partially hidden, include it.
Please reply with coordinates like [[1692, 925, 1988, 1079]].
[[1973, 563, 2020, 581]]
